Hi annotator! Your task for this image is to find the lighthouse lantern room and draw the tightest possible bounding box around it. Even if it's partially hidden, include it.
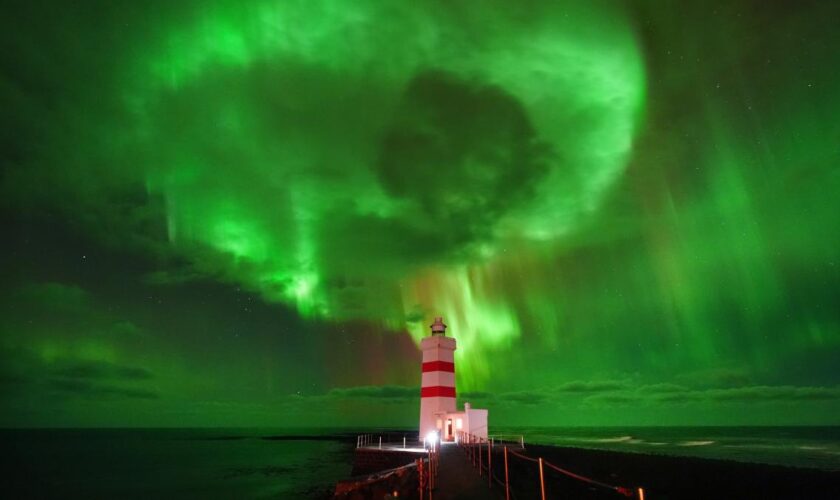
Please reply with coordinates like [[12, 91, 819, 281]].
[[419, 317, 488, 442]]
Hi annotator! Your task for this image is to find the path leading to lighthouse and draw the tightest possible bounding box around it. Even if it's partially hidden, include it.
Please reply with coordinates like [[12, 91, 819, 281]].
[[436, 443, 502, 500]]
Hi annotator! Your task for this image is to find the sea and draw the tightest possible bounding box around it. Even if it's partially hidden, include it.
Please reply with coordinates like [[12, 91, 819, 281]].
[[494, 426, 840, 472], [4, 426, 839, 498]]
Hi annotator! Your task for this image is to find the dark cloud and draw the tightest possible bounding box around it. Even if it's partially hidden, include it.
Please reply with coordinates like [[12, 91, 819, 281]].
[[556, 380, 628, 393], [14, 282, 90, 311], [3, 282, 146, 341], [306, 385, 548, 407], [630, 385, 840, 406], [143, 268, 211, 286], [504, 390, 548, 405], [47, 379, 159, 400], [638, 383, 690, 393], [325, 385, 419, 402], [312, 385, 549, 407], [460, 391, 493, 400], [584, 393, 638, 406], [650, 392, 703, 404], [705, 386, 840, 402], [376, 69, 551, 249], [0, 348, 158, 402], [49, 360, 153, 381], [404, 307, 426, 324], [491, 381, 840, 408], [675, 368, 753, 389]]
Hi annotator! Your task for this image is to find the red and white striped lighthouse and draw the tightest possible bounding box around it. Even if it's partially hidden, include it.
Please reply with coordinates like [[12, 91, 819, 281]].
[[419, 317, 457, 440]]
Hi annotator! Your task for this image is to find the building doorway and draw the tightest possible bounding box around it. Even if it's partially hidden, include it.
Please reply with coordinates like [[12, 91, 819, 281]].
[[446, 419, 453, 441]]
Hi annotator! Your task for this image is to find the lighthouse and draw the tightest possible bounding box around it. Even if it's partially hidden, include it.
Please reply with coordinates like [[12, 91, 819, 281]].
[[418, 317, 488, 442]]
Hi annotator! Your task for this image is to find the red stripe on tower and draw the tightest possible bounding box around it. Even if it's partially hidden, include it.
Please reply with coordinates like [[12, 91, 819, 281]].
[[421, 386, 456, 398], [422, 361, 455, 373]]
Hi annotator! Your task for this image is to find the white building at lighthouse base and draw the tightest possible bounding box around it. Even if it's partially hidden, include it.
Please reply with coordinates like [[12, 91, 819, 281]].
[[430, 402, 488, 443]]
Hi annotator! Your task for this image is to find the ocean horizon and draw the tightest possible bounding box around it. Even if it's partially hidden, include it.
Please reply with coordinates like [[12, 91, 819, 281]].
[[4, 425, 838, 498]]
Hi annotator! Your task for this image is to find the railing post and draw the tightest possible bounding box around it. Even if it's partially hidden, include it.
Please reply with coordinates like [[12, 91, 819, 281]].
[[430, 450, 435, 499], [379, 436, 382, 449], [538, 457, 546, 500], [404, 436, 406, 449], [428, 450, 433, 491], [488, 439, 492, 487], [638, 487, 645, 500], [504, 447, 510, 500], [521, 435, 524, 448], [418, 458, 425, 500], [479, 439, 483, 476]]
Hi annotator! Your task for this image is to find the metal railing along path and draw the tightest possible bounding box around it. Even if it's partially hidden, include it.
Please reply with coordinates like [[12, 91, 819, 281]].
[[416, 438, 440, 500], [353, 432, 440, 499], [355, 432, 420, 449], [457, 431, 645, 500]]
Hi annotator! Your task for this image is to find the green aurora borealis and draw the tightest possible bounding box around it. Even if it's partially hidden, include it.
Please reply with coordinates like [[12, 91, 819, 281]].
[[1, 0, 839, 427]]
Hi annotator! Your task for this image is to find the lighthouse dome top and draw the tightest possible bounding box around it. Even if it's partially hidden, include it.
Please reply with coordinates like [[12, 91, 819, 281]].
[[430, 317, 447, 336]]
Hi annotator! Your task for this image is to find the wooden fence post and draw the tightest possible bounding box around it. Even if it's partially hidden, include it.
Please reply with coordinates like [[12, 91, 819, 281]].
[[418, 458, 424, 500], [488, 439, 492, 487], [538, 457, 546, 500], [504, 447, 510, 500]]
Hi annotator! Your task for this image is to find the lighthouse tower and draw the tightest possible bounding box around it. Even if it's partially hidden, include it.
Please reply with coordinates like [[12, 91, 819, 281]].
[[419, 317, 457, 440], [417, 317, 489, 442]]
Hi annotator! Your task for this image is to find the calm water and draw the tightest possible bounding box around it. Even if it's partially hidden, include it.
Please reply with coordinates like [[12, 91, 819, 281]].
[[3, 428, 356, 499], [4, 426, 839, 498], [495, 426, 840, 471]]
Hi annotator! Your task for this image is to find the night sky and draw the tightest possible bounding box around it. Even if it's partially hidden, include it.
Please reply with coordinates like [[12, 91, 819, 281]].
[[2, 1, 838, 428]]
